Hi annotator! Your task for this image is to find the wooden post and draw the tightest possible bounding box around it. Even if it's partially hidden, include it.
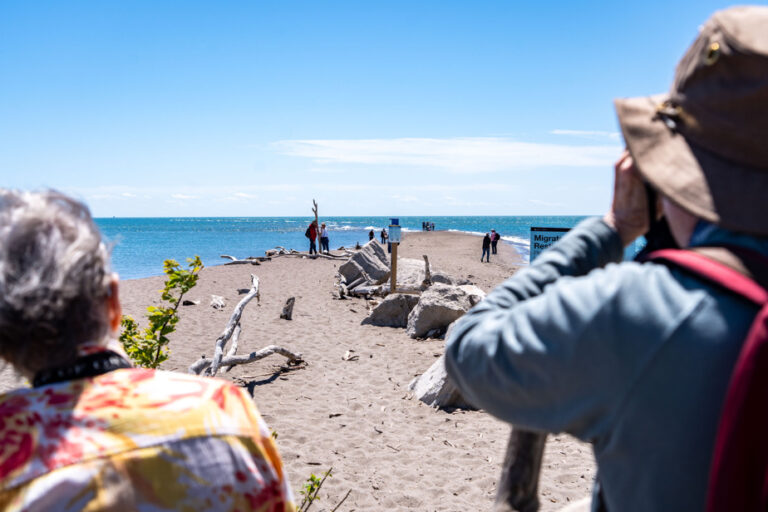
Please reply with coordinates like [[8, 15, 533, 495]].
[[390, 242, 398, 293]]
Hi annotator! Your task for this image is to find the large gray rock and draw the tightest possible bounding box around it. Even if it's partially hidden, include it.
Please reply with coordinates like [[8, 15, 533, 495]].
[[406, 284, 486, 338], [362, 293, 420, 327], [431, 271, 462, 286], [395, 258, 460, 290], [408, 354, 476, 409], [396, 258, 429, 289], [339, 240, 390, 285]]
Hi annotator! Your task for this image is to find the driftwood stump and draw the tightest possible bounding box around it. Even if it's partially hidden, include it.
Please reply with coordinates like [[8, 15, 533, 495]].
[[495, 429, 548, 512], [280, 297, 296, 320], [422, 254, 432, 289]]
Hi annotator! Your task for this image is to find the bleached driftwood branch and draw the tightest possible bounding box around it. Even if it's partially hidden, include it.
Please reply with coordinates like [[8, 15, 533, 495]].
[[189, 345, 303, 374], [336, 275, 349, 299], [220, 254, 261, 265], [207, 274, 260, 376], [189, 275, 305, 378], [223, 323, 242, 373], [268, 252, 348, 261]]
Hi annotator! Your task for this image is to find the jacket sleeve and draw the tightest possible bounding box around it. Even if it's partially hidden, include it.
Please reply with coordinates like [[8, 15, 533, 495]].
[[445, 217, 649, 440]]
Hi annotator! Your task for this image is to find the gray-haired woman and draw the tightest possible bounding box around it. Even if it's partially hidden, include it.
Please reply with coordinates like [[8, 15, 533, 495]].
[[0, 190, 294, 510]]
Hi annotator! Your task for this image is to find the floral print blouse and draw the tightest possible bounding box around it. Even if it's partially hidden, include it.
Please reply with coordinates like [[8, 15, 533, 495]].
[[0, 368, 295, 511]]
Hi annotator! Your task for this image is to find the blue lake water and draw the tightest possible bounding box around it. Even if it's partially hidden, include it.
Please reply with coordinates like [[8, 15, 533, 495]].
[[96, 216, 640, 280]]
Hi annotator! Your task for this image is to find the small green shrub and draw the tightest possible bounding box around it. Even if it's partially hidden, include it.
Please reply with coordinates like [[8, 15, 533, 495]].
[[298, 468, 332, 512], [120, 256, 203, 368]]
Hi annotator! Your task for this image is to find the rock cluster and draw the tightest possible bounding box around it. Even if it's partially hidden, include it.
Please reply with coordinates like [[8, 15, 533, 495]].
[[408, 354, 475, 410], [362, 293, 420, 328], [405, 284, 485, 339], [339, 240, 390, 286]]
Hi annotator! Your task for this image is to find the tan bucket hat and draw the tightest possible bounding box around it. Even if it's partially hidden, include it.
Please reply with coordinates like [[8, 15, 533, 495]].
[[615, 6, 768, 235]]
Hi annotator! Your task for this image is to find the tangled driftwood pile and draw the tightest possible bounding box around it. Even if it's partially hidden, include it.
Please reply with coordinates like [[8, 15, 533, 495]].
[[188, 274, 304, 376]]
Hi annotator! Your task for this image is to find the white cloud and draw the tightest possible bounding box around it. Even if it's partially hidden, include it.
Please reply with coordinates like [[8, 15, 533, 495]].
[[120, 192, 137, 198], [234, 192, 259, 199], [550, 129, 621, 141], [274, 137, 621, 172], [171, 193, 196, 200]]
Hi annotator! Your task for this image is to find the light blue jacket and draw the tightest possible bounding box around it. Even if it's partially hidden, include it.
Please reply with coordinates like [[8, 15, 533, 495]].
[[445, 217, 768, 511]]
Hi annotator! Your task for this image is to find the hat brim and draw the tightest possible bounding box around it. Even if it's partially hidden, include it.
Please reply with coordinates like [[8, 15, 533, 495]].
[[615, 94, 768, 236]]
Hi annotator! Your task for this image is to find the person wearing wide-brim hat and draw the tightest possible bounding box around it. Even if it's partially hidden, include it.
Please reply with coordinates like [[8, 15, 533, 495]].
[[445, 6, 768, 512]]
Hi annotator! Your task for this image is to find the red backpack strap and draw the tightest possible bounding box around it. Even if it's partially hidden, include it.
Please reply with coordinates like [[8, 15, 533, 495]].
[[648, 248, 768, 511], [648, 248, 768, 305]]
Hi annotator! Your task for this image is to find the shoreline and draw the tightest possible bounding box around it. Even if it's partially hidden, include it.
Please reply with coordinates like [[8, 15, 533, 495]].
[[116, 232, 528, 282], [0, 230, 593, 511]]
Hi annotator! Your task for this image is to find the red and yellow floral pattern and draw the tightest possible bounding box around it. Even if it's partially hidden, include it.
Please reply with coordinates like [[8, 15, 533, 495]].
[[0, 369, 295, 511]]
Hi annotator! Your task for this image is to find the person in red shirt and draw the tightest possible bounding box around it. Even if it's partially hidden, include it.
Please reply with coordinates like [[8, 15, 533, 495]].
[[307, 220, 318, 255]]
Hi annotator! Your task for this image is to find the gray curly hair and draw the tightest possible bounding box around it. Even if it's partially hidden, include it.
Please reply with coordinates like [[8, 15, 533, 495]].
[[0, 190, 112, 374]]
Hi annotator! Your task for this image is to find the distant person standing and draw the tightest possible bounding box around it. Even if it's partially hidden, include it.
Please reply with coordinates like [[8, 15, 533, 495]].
[[306, 220, 318, 255], [368, 229, 374, 241], [482, 233, 491, 263], [491, 229, 499, 255], [319, 222, 330, 254], [381, 228, 388, 244], [431, 222, 435, 231]]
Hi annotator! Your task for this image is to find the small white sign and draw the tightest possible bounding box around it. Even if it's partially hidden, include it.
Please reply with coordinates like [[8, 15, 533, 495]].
[[530, 227, 570, 261], [389, 225, 402, 243]]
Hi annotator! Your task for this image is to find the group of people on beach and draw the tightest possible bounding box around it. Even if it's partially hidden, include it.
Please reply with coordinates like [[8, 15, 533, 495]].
[[305, 220, 330, 255], [1, 7, 766, 511], [481, 229, 500, 262], [422, 221, 435, 231]]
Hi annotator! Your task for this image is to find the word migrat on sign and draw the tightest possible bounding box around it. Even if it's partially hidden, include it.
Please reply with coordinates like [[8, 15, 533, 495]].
[[529, 227, 570, 261]]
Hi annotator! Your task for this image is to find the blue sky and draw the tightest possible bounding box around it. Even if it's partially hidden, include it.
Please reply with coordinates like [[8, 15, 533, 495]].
[[0, 0, 743, 217]]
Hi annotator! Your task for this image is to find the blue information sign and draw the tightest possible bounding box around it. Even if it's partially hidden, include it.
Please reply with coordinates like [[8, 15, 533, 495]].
[[389, 225, 402, 243], [529, 227, 570, 261]]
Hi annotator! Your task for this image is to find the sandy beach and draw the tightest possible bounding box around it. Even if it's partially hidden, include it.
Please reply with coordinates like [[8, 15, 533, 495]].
[[0, 231, 595, 511]]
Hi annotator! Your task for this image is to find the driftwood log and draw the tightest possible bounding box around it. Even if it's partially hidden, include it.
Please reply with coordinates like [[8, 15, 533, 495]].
[[495, 429, 548, 512], [220, 254, 263, 265], [268, 251, 349, 261], [280, 297, 295, 320], [190, 345, 303, 375]]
